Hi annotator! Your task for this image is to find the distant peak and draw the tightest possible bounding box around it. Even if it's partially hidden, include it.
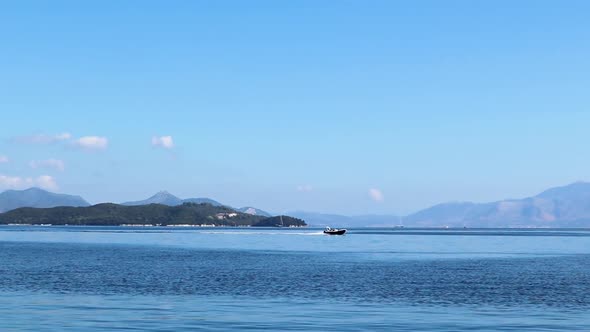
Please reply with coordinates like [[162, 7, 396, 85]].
[[11, 187, 55, 194], [152, 190, 175, 197], [533, 182, 590, 200], [434, 201, 475, 207], [24, 187, 47, 192], [541, 181, 590, 191]]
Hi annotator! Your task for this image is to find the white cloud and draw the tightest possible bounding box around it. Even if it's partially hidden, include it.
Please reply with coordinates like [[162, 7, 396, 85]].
[[14, 132, 72, 144], [368, 188, 384, 202], [0, 174, 58, 191], [0, 175, 25, 189], [55, 133, 72, 141], [30, 159, 65, 172], [151, 136, 174, 149], [35, 175, 59, 191], [0, 155, 8, 163], [296, 184, 313, 192], [72, 136, 108, 151], [12, 132, 110, 153]]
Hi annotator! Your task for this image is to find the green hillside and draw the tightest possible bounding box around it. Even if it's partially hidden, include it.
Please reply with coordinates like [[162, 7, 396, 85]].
[[0, 202, 306, 227]]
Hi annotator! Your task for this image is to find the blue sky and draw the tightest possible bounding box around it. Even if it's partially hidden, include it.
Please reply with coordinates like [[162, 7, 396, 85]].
[[1, 1, 589, 215]]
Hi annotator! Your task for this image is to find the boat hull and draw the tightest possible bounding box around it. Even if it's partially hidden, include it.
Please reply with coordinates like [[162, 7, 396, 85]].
[[323, 229, 346, 235]]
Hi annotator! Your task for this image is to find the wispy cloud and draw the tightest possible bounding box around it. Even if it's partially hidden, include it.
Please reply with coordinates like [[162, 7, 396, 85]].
[[296, 184, 313, 192], [13, 132, 72, 145], [72, 136, 108, 151], [35, 175, 59, 191], [0, 174, 58, 191], [12, 133, 109, 152], [368, 188, 384, 202], [0, 155, 8, 163], [0, 175, 25, 189], [30, 159, 65, 172], [151, 136, 174, 149]]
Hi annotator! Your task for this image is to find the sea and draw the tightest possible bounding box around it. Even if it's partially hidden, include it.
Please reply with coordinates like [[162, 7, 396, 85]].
[[1, 226, 590, 331]]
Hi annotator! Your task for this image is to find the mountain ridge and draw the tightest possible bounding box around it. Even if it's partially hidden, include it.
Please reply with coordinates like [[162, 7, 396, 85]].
[[122, 191, 270, 216], [0, 188, 90, 213], [4, 182, 590, 227], [295, 182, 590, 227], [403, 182, 590, 227]]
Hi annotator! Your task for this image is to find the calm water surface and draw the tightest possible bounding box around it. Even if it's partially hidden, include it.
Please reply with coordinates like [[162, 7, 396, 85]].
[[1, 226, 590, 331]]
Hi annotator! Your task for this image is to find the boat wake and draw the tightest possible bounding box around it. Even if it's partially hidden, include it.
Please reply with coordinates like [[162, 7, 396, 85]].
[[197, 231, 325, 236]]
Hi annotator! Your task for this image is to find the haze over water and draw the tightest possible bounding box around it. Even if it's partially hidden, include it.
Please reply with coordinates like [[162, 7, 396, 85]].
[[1, 226, 590, 331]]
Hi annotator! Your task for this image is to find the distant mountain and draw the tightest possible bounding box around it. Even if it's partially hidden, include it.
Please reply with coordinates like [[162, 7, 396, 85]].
[[536, 182, 590, 200], [0, 187, 90, 213], [350, 214, 404, 227], [6, 182, 590, 228], [122, 191, 225, 207], [288, 211, 401, 227], [404, 182, 590, 227], [122, 191, 184, 206], [287, 211, 352, 227], [0, 202, 306, 227], [183, 197, 223, 206], [294, 182, 590, 228], [122, 192, 270, 215], [238, 207, 272, 217], [402, 202, 482, 226]]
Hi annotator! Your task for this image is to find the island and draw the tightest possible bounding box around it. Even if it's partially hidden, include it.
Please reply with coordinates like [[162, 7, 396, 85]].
[[0, 202, 307, 227]]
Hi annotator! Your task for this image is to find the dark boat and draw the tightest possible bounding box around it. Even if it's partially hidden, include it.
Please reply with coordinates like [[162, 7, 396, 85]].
[[324, 227, 346, 235]]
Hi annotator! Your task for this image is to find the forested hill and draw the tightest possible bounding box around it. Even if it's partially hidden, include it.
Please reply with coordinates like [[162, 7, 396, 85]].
[[0, 187, 89, 213], [0, 203, 306, 227]]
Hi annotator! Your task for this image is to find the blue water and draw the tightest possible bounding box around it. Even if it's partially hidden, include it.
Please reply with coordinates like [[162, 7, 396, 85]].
[[1, 226, 590, 331]]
